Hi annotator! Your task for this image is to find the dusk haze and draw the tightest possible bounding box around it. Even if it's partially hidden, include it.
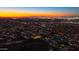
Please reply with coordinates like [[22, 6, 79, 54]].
[[0, 7, 79, 17]]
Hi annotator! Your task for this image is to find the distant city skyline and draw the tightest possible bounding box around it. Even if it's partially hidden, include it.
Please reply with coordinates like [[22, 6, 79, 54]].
[[0, 7, 79, 17]]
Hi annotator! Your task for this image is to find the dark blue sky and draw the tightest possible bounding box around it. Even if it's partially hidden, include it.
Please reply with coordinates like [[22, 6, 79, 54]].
[[15, 7, 79, 14]]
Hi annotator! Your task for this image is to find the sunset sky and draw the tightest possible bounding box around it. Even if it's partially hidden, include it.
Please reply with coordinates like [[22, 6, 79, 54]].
[[0, 7, 79, 17]]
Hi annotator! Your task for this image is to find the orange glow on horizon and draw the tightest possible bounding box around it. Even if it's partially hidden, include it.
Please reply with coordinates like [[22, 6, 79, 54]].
[[0, 10, 73, 18]]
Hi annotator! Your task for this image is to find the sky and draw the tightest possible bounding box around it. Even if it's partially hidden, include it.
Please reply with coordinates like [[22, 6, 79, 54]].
[[0, 7, 79, 17]]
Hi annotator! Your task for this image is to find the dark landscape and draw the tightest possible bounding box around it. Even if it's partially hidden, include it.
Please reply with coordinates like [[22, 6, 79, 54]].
[[0, 17, 79, 51]]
